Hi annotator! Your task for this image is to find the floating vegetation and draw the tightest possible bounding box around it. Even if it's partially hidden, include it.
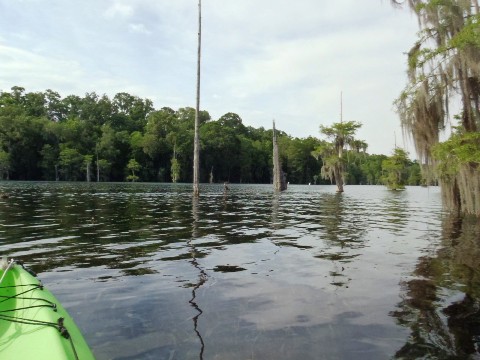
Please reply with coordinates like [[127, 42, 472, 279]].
[[276, 241, 313, 250], [194, 241, 225, 249], [315, 252, 358, 262], [122, 267, 158, 276], [161, 251, 206, 261], [212, 265, 247, 273]]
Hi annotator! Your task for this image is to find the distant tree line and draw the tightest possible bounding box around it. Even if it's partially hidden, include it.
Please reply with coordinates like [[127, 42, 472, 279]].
[[0, 86, 421, 185]]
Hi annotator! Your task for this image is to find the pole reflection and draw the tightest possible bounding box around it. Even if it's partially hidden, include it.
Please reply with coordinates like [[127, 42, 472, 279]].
[[189, 196, 208, 359]]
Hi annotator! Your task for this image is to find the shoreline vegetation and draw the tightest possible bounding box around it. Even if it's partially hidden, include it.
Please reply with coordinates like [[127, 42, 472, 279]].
[[0, 87, 422, 187]]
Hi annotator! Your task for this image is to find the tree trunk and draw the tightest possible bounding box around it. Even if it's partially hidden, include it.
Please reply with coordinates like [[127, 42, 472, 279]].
[[193, 0, 202, 197], [273, 120, 287, 191], [96, 148, 100, 182], [334, 165, 344, 193], [458, 63, 477, 132], [336, 136, 344, 192]]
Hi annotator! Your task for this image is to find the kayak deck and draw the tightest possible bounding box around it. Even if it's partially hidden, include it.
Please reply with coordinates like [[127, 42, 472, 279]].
[[0, 262, 95, 359]]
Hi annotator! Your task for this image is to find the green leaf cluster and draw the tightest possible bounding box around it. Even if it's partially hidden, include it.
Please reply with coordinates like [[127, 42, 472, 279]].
[[394, 0, 480, 215], [0, 87, 424, 186], [0, 87, 324, 184], [381, 148, 411, 190], [432, 130, 480, 181], [313, 121, 363, 191]]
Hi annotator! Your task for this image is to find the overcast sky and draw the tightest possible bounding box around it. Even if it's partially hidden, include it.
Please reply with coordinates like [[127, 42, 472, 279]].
[[0, 0, 420, 155]]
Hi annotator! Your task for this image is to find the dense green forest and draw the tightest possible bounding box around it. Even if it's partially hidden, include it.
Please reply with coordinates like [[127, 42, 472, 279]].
[[0, 86, 421, 185]]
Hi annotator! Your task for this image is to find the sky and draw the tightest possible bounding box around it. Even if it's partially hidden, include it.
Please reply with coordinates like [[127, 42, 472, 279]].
[[0, 0, 420, 156]]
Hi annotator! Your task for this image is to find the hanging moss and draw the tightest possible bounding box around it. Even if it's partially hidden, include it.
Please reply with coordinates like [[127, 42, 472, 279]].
[[433, 130, 480, 215], [312, 121, 363, 192], [393, 0, 480, 216]]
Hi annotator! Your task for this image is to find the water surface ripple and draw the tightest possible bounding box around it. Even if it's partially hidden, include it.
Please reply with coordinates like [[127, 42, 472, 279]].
[[1, 182, 479, 359]]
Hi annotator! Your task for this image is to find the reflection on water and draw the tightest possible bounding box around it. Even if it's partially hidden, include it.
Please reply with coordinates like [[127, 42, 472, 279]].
[[391, 215, 480, 359], [189, 197, 207, 359], [0, 182, 478, 359]]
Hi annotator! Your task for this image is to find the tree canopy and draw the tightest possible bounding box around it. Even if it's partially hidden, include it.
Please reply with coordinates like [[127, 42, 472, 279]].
[[381, 148, 410, 190], [393, 0, 480, 215], [0, 86, 422, 187], [312, 121, 364, 192]]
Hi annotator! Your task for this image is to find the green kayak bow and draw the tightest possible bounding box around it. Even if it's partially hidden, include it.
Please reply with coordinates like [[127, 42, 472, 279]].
[[0, 259, 95, 359]]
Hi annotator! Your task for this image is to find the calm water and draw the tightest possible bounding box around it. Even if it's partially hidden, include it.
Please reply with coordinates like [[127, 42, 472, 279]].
[[0, 182, 479, 359]]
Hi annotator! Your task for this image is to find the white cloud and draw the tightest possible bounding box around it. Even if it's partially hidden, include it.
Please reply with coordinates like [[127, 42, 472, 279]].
[[0, 0, 420, 155], [196, 1, 419, 154], [0, 44, 83, 91], [104, 2, 134, 19], [128, 23, 151, 35]]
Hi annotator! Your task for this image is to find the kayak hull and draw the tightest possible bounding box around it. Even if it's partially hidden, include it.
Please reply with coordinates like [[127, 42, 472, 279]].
[[0, 264, 95, 360]]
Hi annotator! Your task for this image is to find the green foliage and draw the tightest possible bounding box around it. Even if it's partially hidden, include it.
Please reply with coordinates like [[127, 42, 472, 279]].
[[381, 148, 410, 190], [406, 13, 480, 71], [83, 154, 94, 181], [360, 154, 387, 185], [126, 174, 139, 182], [170, 156, 180, 183], [96, 159, 111, 182], [126, 159, 141, 182], [59, 146, 83, 181], [432, 130, 480, 182], [394, 0, 480, 215], [313, 121, 363, 191], [312, 140, 340, 183], [200, 119, 241, 182], [40, 144, 58, 180], [0, 150, 10, 179], [320, 121, 362, 156], [282, 136, 322, 184], [407, 161, 422, 185], [83, 155, 94, 168], [449, 13, 480, 49], [0, 86, 419, 186]]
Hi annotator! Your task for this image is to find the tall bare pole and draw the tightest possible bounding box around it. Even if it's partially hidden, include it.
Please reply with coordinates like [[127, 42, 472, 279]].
[[340, 91, 343, 123], [193, 0, 202, 197]]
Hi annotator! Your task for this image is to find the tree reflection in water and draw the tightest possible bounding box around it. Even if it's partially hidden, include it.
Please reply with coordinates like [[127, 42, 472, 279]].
[[316, 192, 369, 288], [391, 215, 480, 359], [189, 197, 207, 359], [382, 190, 409, 233]]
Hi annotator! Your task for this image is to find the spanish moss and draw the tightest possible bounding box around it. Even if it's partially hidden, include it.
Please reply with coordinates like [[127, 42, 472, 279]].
[[393, 0, 480, 216]]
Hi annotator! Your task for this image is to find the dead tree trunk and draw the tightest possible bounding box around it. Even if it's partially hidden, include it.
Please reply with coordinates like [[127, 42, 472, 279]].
[[193, 0, 202, 197], [273, 120, 287, 192]]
